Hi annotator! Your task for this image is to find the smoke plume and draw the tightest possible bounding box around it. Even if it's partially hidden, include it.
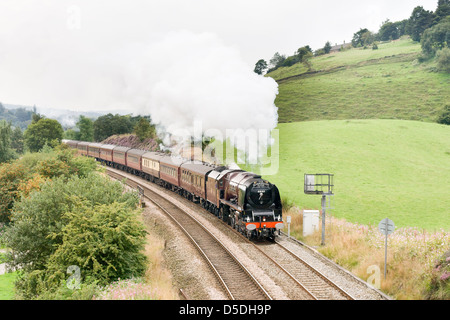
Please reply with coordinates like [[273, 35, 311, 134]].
[[0, 2, 279, 164], [120, 30, 279, 163]]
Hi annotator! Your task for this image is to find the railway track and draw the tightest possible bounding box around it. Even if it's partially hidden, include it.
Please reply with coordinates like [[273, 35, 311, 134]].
[[106, 169, 271, 300], [254, 240, 354, 300], [105, 167, 357, 300], [218, 212, 354, 299]]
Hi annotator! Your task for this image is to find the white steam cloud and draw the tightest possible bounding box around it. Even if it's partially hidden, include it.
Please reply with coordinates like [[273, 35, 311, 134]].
[[120, 30, 279, 162], [0, 2, 279, 164]]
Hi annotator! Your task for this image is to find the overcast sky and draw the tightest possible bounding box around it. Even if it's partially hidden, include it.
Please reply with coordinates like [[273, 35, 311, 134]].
[[0, 0, 439, 111]]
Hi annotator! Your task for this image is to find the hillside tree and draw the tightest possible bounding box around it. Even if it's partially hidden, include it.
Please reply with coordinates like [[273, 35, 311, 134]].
[[378, 20, 399, 41], [24, 118, 64, 152], [0, 120, 17, 163], [323, 41, 332, 54], [134, 117, 156, 141], [421, 16, 450, 56], [93, 113, 133, 142], [76, 115, 94, 142], [296, 45, 313, 61], [254, 59, 268, 75], [11, 126, 24, 154], [434, 0, 450, 24], [269, 52, 286, 70], [352, 28, 374, 47], [408, 6, 434, 41], [394, 19, 409, 38]]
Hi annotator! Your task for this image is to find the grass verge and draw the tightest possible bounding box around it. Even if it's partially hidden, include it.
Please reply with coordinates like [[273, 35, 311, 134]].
[[282, 206, 449, 299], [0, 271, 17, 300]]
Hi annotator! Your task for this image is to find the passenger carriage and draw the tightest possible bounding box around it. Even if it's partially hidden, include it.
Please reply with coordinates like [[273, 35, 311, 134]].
[[180, 162, 215, 204], [99, 144, 116, 166], [159, 155, 186, 191], [87, 143, 103, 160], [112, 146, 130, 170], [142, 152, 165, 182], [64, 140, 80, 151], [126, 149, 147, 176], [77, 142, 90, 156]]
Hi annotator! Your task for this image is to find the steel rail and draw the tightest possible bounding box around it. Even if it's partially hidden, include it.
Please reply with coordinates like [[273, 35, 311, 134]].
[[214, 211, 354, 300], [274, 239, 355, 300], [106, 168, 272, 300]]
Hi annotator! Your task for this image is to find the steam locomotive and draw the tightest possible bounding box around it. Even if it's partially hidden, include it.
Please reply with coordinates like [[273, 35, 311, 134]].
[[63, 140, 283, 240]]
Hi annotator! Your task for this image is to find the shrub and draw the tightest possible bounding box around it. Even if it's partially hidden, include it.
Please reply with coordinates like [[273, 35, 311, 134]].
[[421, 17, 450, 57], [437, 105, 450, 125], [44, 201, 147, 290], [0, 147, 98, 222], [424, 250, 450, 300], [0, 162, 29, 223], [4, 173, 141, 298], [24, 118, 64, 152], [436, 48, 450, 73]]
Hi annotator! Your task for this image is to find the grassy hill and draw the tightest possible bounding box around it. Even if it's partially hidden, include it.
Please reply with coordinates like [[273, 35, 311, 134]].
[[256, 120, 450, 231], [267, 37, 450, 123], [254, 37, 450, 232]]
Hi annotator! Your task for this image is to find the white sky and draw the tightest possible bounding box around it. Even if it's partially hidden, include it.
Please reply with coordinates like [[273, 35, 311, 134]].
[[0, 0, 439, 110]]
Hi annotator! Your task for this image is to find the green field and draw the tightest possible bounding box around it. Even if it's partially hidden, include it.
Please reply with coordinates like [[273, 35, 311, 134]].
[[255, 37, 450, 231], [0, 272, 16, 300], [259, 119, 450, 231], [268, 38, 450, 123]]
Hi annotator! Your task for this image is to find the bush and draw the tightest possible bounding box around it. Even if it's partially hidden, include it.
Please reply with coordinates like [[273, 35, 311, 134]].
[[4, 173, 141, 298], [437, 105, 450, 125], [424, 250, 450, 300], [0, 162, 29, 223], [421, 17, 450, 57], [37, 201, 147, 296], [436, 48, 450, 73], [24, 118, 64, 152], [0, 146, 98, 222]]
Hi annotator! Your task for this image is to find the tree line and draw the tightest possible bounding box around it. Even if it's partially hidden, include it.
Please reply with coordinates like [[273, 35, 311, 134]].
[[64, 113, 157, 143], [0, 103, 33, 130], [254, 0, 450, 74], [0, 111, 158, 164]]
